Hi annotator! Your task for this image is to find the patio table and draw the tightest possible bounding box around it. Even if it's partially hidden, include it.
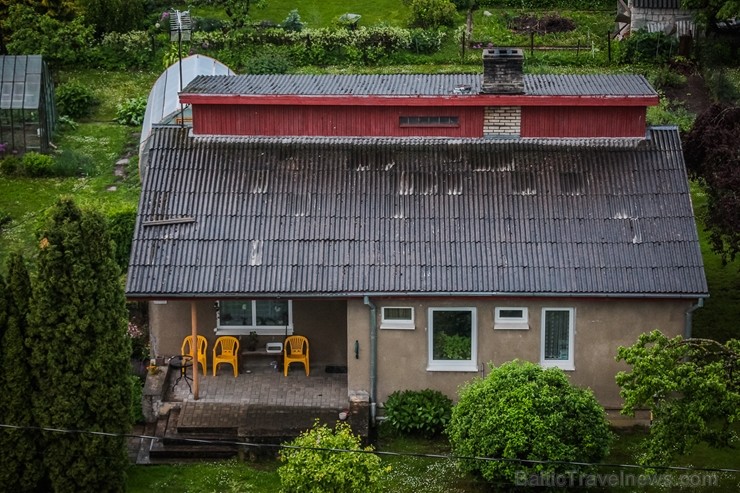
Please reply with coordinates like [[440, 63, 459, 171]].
[[169, 354, 193, 393]]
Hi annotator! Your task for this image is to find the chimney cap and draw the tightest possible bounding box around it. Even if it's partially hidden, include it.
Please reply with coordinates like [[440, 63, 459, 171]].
[[483, 47, 524, 58]]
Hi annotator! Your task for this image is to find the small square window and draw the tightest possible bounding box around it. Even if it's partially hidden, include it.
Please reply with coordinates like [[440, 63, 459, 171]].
[[381, 306, 415, 330], [494, 307, 529, 330]]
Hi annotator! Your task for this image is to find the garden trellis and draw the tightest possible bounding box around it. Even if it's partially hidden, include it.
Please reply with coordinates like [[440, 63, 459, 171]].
[[0, 55, 57, 155]]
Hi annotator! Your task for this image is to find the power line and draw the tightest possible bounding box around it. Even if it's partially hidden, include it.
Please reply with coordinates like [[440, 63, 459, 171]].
[[1, 423, 739, 475]]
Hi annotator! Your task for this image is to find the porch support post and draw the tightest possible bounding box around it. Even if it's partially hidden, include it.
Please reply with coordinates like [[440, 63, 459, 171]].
[[191, 301, 199, 400]]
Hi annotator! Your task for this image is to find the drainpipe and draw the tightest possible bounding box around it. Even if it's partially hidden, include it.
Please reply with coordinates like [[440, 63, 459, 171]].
[[363, 296, 377, 424], [684, 298, 704, 339]]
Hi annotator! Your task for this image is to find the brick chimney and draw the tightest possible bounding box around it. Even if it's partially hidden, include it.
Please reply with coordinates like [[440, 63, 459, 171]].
[[481, 48, 524, 94]]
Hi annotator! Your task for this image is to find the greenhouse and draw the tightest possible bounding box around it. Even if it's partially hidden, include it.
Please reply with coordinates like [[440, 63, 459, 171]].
[[0, 55, 57, 155]]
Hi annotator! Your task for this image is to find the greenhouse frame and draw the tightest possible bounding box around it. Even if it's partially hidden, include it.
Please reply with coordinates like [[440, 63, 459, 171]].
[[0, 55, 57, 155]]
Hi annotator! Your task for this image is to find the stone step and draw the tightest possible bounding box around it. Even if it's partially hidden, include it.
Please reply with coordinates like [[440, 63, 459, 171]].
[[148, 408, 240, 461]]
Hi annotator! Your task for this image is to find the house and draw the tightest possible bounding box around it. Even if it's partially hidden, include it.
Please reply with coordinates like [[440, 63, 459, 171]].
[[616, 0, 697, 40], [127, 49, 707, 425], [0, 55, 57, 155]]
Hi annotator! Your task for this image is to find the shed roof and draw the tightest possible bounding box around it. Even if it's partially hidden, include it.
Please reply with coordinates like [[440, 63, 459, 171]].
[[181, 73, 657, 99], [126, 127, 707, 299], [0, 55, 45, 110]]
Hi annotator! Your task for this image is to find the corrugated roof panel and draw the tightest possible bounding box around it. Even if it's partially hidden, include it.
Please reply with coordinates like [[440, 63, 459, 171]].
[[127, 128, 707, 297]]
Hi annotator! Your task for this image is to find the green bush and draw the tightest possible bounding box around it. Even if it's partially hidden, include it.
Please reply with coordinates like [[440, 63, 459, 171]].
[[409, 0, 458, 29], [384, 389, 452, 436], [0, 209, 11, 232], [279, 421, 387, 493], [646, 96, 695, 133], [0, 156, 22, 176], [409, 28, 447, 54], [705, 69, 740, 104], [617, 30, 678, 64], [130, 375, 145, 424], [282, 9, 304, 32], [246, 48, 293, 74], [115, 96, 148, 126], [99, 30, 155, 69], [56, 81, 98, 119], [107, 207, 137, 271], [447, 360, 612, 483], [22, 152, 54, 177], [52, 149, 96, 177]]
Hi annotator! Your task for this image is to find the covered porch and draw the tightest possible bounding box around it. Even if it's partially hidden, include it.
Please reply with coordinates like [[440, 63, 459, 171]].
[[136, 359, 365, 463]]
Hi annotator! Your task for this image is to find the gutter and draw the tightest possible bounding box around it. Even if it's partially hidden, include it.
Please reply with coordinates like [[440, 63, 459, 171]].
[[363, 296, 378, 425], [684, 298, 704, 339]]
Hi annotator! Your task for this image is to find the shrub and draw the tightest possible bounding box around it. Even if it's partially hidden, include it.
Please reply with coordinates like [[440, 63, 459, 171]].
[[447, 360, 612, 483], [99, 30, 154, 69], [282, 9, 304, 32], [22, 152, 54, 177], [409, 28, 446, 54], [617, 29, 678, 64], [115, 96, 148, 126], [246, 48, 292, 74], [409, 0, 458, 29], [56, 81, 98, 119], [52, 149, 96, 177], [0, 209, 11, 232], [0, 156, 22, 176], [130, 375, 145, 424], [279, 421, 387, 493], [646, 96, 695, 133], [107, 207, 137, 271], [384, 389, 452, 436]]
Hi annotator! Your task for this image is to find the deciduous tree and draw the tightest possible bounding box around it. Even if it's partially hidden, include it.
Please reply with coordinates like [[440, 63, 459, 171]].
[[616, 330, 740, 466], [27, 197, 131, 493], [683, 104, 740, 263]]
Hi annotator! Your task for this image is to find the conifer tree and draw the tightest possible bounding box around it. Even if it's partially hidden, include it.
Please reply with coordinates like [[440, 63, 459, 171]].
[[27, 198, 131, 493], [0, 253, 46, 491]]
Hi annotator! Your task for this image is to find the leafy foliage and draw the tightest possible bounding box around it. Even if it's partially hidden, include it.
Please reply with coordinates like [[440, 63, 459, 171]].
[[107, 207, 137, 271], [2, 5, 95, 68], [27, 197, 131, 492], [447, 360, 612, 482], [279, 420, 388, 492], [282, 9, 304, 32], [115, 96, 148, 126], [22, 152, 55, 178], [646, 95, 696, 133], [56, 81, 98, 120], [617, 30, 678, 64], [683, 104, 740, 262], [99, 31, 156, 70], [408, 0, 458, 29], [616, 330, 740, 466], [435, 332, 471, 359], [0, 253, 46, 491], [384, 389, 453, 436], [76, 0, 147, 35]]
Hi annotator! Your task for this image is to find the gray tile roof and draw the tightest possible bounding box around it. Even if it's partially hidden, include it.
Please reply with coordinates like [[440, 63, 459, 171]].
[[633, 0, 682, 9], [126, 127, 707, 298], [181, 73, 657, 98]]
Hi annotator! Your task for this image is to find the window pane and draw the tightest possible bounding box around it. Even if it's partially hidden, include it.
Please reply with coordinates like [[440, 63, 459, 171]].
[[499, 309, 523, 319], [384, 307, 412, 321], [432, 310, 472, 361], [255, 300, 289, 326], [220, 301, 251, 326], [544, 310, 570, 360]]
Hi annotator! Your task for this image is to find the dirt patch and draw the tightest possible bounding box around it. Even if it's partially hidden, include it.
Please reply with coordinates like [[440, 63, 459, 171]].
[[509, 14, 576, 35], [663, 74, 714, 116]]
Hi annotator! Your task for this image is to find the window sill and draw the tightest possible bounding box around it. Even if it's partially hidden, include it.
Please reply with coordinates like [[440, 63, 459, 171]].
[[494, 323, 530, 330], [380, 323, 415, 330], [426, 364, 478, 372], [540, 361, 574, 371]]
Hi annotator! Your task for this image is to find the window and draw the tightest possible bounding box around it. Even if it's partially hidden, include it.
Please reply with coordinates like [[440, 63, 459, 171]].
[[381, 306, 415, 330], [494, 307, 529, 330], [427, 307, 477, 371], [540, 308, 574, 370], [216, 300, 293, 336], [400, 116, 460, 127]]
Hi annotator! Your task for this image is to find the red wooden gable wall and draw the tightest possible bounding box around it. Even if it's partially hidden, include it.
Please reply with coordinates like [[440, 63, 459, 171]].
[[192, 105, 485, 138]]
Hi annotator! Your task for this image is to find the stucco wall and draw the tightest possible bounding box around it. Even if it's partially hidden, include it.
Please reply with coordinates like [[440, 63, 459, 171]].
[[347, 297, 690, 411], [149, 299, 347, 370]]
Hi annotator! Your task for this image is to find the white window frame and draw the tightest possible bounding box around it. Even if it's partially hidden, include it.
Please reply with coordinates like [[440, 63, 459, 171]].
[[494, 306, 529, 330], [215, 300, 294, 336], [427, 307, 478, 372], [380, 306, 415, 330], [540, 307, 575, 371]]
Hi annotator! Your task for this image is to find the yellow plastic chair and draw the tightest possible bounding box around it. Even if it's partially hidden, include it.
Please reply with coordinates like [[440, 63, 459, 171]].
[[181, 335, 208, 376], [213, 336, 240, 377], [284, 335, 309, 376]]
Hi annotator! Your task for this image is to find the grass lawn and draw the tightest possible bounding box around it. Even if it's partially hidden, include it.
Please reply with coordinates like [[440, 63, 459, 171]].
[[126, 426, 739, 492]]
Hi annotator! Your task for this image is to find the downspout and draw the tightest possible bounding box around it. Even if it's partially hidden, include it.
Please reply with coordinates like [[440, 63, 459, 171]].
[[684, 298, 704, 339], [363, 296, 377, 424]]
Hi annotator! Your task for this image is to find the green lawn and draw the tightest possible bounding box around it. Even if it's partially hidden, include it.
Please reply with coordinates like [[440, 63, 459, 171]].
[[127, 426, 740, 492]]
